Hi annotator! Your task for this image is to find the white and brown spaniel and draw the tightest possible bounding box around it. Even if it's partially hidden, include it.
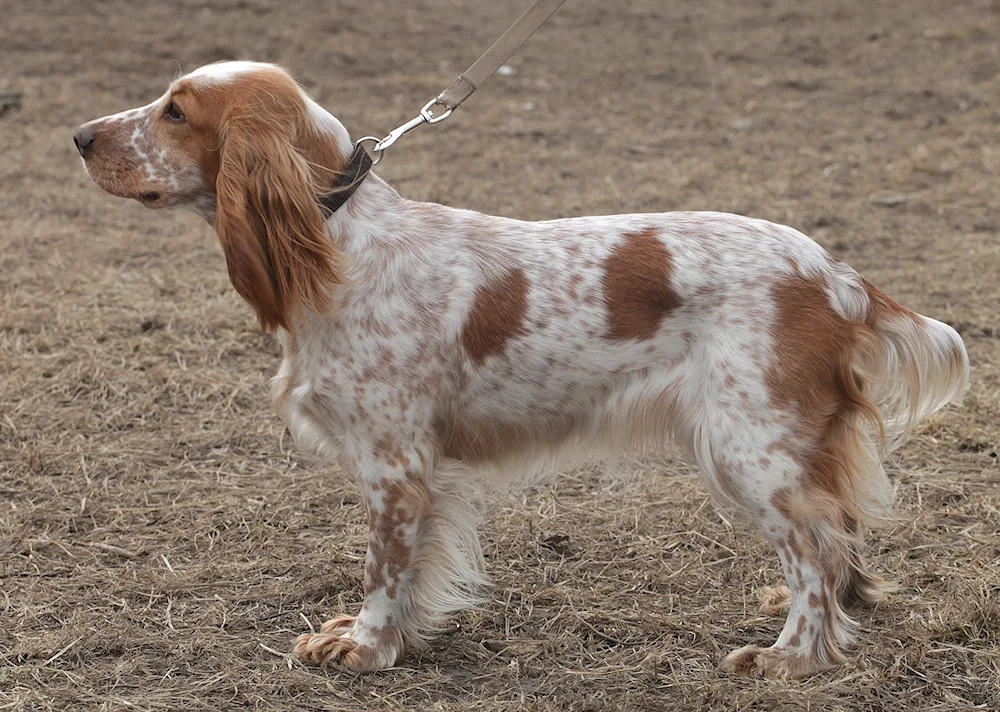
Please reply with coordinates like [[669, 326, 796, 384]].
[[75, 61, 968, 678]]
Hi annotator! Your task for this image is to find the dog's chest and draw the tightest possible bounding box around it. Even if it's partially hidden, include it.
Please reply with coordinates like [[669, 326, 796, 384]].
[[271, 319, 446, 455]]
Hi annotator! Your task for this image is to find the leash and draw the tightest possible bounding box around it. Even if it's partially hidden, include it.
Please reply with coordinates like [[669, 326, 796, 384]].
[[321, 0, 566, 213]]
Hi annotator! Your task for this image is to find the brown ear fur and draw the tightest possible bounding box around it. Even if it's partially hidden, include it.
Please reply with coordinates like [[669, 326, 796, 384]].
[[215, 113, 342, 331]]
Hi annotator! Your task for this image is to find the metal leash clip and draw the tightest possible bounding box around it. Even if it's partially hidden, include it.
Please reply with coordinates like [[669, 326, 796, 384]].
[[356, 99, 455, 166]]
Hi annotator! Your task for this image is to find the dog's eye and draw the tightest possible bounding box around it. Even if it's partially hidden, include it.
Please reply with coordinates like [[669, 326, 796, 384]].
[[164, 101, 185, 122]]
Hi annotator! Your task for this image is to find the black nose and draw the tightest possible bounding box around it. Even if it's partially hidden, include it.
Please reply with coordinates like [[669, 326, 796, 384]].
[[73, 125, 95, 159]]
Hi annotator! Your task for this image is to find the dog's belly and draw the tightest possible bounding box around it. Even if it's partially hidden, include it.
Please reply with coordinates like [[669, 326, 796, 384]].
[[441, 311, 700, 467], [465, 326, 689, 415]]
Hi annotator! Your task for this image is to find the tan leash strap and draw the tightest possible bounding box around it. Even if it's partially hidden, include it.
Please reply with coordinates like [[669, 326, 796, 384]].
[[435, 0, 567, 112], [328, 0, 566, 209], [357, 0, 567, 160]]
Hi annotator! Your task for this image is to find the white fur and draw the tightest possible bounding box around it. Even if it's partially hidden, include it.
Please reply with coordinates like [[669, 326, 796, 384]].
[[186, 60, 267, 84]]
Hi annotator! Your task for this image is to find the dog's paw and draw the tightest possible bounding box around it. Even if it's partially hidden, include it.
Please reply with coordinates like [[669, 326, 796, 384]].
[[720, 644, 831, 679], [756, 585, 792, 615], [293, 615, 403, 672], [319, 614, 357, 636]]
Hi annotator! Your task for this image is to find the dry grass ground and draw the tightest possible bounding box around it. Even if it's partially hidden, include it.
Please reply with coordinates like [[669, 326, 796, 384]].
[[2, 0, 999, 709]]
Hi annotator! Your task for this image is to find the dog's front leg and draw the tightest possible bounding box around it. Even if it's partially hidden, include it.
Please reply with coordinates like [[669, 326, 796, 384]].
[[293, 440, 431, 672]]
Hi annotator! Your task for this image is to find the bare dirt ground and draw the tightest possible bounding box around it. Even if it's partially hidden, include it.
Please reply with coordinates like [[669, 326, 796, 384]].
[[2, 0, 999, 709]]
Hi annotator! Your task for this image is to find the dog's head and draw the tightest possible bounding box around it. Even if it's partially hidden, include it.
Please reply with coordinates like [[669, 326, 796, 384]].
[[74, 61, 350, 330]]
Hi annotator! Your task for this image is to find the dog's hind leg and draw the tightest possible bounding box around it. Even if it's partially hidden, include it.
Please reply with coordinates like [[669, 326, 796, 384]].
[[756, 515, 889, 617], [695, 426, 872, 679]]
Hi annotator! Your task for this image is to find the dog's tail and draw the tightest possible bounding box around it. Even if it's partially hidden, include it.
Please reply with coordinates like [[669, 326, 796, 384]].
[[830, 266, 969, 453]]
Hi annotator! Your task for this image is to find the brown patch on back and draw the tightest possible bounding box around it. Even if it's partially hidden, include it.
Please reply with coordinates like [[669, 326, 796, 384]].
[[601, 228, 681, 340], [461, 268, 529, 365]]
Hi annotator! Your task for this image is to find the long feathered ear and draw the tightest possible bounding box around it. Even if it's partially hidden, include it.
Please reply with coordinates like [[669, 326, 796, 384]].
[[215, 114, 342, 332]]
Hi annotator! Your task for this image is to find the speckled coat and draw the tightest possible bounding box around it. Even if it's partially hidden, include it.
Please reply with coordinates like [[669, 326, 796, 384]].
[[75, 62, 969, 679]]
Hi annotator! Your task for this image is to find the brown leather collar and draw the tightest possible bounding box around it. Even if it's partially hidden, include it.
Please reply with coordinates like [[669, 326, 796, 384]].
[[318, 144, 373, 216]]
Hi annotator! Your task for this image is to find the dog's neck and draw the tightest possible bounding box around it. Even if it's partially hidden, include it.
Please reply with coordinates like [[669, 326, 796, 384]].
[[317, 144, 374, 215], [301, 96, 355, 171], [300, 102, 423, 251]]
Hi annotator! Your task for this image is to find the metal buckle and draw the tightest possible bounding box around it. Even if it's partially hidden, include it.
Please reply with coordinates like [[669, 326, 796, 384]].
[[419, 98, 453, 124], [373, 113, 425, 153], [361, 98, 456, 162]]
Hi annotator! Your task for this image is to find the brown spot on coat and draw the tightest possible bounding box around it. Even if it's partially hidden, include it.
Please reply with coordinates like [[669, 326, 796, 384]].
[[373, 438, 408, 470], [461, 268, 529, 365], [788, 614, 808, 648], [601, 228, 681, 340], [771, 488, 793, 519], [766, 276, 883, 523], [568, 273, 583, 300], [364, 477, 428, 600]]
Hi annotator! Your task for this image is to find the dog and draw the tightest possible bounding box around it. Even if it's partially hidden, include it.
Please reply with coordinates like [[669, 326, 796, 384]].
[[74, 61, 969, 678]]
